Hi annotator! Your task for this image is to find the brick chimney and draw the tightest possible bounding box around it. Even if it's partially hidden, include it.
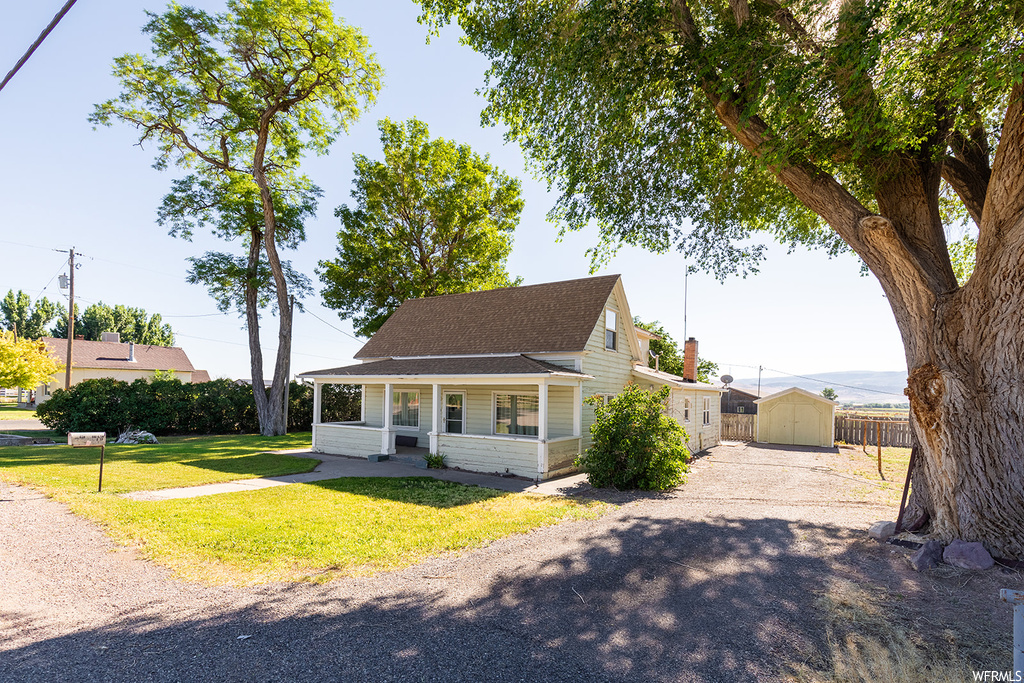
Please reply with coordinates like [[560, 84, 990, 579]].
[[683, 337, 698, 382]]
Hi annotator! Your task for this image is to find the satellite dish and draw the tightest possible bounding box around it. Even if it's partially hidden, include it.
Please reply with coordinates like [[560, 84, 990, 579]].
[[720, 374, 734, 385]]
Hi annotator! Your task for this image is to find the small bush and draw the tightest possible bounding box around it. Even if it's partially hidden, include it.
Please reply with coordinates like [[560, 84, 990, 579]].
[[575, 383, 690, 490], [423, 452, 447, 469]]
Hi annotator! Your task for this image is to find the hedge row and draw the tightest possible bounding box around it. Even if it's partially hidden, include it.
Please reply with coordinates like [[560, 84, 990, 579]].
[[36, 378, 360, 435]]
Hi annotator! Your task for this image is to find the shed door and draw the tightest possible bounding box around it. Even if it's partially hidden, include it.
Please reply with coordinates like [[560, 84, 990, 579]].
[[767, 404, 794, 444], [793, 404, 822, 446]]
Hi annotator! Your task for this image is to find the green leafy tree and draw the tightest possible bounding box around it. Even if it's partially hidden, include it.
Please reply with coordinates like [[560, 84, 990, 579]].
[[91, 0, 381, 436], [157, 173, 316, 322], [51, 302, 174, 346], [576, 383, 690, 490], [821, 388, 839, 401], [418, 0, 1024, 556], [0, 332, 62, 389], [1, 290, 60, 339], [319, 117, 523, 336], [635, 318, 718, 382]]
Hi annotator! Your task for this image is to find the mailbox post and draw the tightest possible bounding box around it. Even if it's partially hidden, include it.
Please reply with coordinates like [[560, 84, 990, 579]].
[[68, 432, 107, 492]]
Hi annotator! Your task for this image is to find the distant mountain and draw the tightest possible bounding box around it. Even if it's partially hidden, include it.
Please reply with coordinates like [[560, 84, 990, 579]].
[[729, 370, 909, 405]]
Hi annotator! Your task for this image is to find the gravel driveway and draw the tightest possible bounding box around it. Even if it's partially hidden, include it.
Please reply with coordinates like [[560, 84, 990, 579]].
[[1, 443, 894, 682]]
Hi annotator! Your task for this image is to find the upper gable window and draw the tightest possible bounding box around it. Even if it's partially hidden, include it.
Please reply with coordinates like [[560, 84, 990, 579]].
[[605, 309, 617, 350]]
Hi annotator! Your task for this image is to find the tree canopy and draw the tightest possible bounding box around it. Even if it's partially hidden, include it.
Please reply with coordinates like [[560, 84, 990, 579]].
[[1, 290, 60, 339], [51, 301, 174, 346], [416, 0, 1024, 556], [319, 117, 523, 336], [93, 0, 381, 435], [0, 332, 62, 389]]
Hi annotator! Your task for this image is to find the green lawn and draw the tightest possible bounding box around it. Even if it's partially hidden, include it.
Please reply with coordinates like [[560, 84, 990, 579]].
[[0, 434, 606, 584], [0, 403, 36, 420], [0, 433, 318, 494]]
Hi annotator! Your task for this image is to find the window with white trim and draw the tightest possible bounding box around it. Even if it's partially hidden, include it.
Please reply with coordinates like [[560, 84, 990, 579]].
[[683, 398, 691, 422], [392, 391, 420, 428], [605, 309, 617, 350], [702, 397, 711, 425], [494, 393, 539, 436]]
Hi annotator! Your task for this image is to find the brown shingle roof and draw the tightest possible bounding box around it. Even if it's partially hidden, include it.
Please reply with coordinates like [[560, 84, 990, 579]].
[[354, 275, 621, 359], [300, 355, 589, 379], [42, 338, 195, 373]]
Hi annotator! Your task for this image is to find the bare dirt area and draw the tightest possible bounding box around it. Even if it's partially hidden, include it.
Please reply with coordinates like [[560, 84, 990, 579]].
[[1, 442, 1019, 682]]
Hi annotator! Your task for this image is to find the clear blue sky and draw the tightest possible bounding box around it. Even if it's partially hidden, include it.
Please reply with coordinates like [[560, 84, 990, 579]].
[[0, 0, 909, 387]]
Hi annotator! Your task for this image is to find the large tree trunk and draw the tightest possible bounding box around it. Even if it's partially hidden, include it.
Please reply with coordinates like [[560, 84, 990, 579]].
[[244, 231, 272, 433]]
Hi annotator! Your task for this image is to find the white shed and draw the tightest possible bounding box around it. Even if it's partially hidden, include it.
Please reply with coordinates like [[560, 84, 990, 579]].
[[755, 387, 837, 448]]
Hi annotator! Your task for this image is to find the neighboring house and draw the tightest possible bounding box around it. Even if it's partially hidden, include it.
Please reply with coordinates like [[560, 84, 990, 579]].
[[36, 333, 203, 403], [721, 386, 760, 414], [298, 275, 723, 480]]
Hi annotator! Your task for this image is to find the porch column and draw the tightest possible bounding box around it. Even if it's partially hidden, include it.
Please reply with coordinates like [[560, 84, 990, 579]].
[[537, 381, 549, 476], [312, 381, 322, 450], [430, 383, 440, 453], [379, 382, 395, 458]]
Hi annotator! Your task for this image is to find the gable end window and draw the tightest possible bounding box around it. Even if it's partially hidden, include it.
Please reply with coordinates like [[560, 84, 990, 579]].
[[683, 398, 691, 423], [605, 309, 617, 350], [702, 397, 711, 426], [392, 391, 420, 428]]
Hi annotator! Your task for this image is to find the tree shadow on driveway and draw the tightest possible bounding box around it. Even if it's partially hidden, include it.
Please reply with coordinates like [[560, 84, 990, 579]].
[[2, 515, 859, 682]]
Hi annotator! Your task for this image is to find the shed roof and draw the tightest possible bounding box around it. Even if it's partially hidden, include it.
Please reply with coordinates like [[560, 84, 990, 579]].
[[42, 337, 195, 373], [300, 355, 590, 380], [354, 275, 621, 359]]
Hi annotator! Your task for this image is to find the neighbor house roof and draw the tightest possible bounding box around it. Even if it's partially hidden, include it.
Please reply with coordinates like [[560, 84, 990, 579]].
[[354, 275, 622, 359], [42, 338, 195, 373], [300, 355, 591, 380]]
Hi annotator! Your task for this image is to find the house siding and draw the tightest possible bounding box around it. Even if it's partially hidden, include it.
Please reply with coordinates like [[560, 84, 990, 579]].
[[580, 290, 637, 448], [315, 424, 381, 457], [435, 434, 539, 478], [547, 438, 582, 471], [364, 385, 384, 427], [667, 387, 721, 453]]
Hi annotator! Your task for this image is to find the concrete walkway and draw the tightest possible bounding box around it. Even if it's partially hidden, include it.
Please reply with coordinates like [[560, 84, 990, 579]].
[[123, 450, 589, 501]]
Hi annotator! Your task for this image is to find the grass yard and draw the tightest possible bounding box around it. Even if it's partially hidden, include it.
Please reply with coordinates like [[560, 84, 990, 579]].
[[76, 477, 605, 584], [0, 403, 35, 420], [0, 433, 318, 494], [831, 444, 912, 506], [0, 433, 606, 584]]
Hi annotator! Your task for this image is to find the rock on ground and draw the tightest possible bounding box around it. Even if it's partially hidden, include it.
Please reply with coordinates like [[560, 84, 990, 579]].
[[943, 539, 994, 570]]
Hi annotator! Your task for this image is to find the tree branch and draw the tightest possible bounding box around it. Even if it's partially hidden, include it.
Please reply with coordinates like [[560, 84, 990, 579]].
[[979, 82, 1024, 255]]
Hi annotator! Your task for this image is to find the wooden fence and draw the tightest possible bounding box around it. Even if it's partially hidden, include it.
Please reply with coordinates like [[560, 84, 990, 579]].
[[834, 415, 914, 448], [721, 413, 757, 441]]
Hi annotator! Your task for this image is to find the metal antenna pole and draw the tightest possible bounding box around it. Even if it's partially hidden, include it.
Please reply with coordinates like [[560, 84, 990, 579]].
[[757, 365, 763, 398], [682, 266, 688, 344], [64, 248, 75, 390]]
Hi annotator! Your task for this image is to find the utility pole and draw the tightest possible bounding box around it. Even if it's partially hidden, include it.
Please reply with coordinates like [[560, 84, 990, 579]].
[[63, 248, 76, 390], [757, 365, 763, 398]]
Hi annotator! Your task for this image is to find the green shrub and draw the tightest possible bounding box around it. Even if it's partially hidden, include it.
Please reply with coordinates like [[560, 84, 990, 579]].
[[575, 383, 690, 490], [423, 452, 447, 469], [286, 382, 361, 431]]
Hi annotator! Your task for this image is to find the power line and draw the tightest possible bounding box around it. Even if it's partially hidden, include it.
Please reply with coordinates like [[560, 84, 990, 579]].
[[0, 0, 80, 94], [719, 360, 901, 396], [174, 331, 344, 362], [300, 308, 364, 343]]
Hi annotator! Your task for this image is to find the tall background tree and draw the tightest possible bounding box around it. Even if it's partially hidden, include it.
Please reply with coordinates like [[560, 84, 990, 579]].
[[319, 117, 523, 336], [418, 0, 1024, 557], [51, 301, 175, 346], [635, 318, 718, 383], [91, 0, 381, 435], [1, 290, 60, 339]]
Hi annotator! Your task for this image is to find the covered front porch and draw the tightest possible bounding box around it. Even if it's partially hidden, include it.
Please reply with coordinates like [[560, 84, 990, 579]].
[[303, 357, 591, 480]]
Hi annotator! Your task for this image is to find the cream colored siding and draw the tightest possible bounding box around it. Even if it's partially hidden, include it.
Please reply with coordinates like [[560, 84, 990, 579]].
[[363, 385, 384, 427], [314, 424, 381, 457], [547, 437, 582, 471], [666, 387, 720, 453], [547, 385, 575, 438], [435, 434, 539, 478], [580, 290, 637, 447]]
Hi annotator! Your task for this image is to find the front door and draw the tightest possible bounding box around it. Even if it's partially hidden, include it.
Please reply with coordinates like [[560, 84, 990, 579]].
[[444, 392, 465, 434]]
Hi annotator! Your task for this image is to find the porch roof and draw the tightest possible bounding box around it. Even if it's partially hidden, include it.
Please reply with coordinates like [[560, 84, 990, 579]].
[[631, 364, 725, 392], [298, 355, 592, 381]]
